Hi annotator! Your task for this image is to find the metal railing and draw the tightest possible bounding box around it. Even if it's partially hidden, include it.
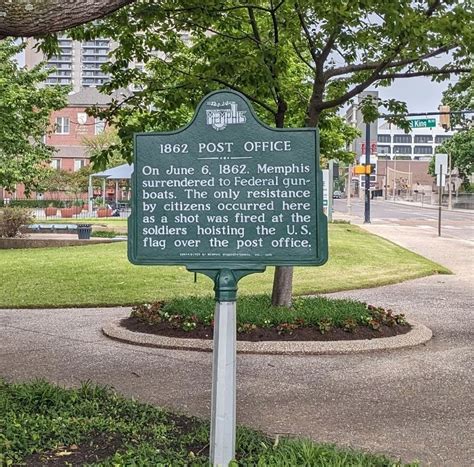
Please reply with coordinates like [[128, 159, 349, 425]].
[[0, 198, 131, 220]]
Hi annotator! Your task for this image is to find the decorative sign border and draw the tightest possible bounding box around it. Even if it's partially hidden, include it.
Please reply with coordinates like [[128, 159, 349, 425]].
[[128, 90, 328, 269]]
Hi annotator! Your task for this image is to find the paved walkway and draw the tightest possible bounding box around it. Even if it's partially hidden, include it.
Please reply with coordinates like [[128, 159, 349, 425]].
[[1, 223, 473, 466]]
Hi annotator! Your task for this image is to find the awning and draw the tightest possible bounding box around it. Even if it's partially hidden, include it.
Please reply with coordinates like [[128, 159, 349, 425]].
[[93, 163, 134, 180]]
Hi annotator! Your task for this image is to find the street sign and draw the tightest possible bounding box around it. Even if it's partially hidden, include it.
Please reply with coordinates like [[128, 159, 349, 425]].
[[409, 118, 436, 128], [129, 90, 328, 268], [436, 173, 446, 186], [435, 153, 448, 175]]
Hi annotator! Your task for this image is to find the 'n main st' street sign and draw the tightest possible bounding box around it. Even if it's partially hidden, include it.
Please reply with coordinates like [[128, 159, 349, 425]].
[[409, 118, 436, 128], [129, 90, 328, 269]]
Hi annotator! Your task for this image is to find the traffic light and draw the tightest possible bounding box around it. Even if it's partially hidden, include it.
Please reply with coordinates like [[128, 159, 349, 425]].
[[439, 105, 450, 130]]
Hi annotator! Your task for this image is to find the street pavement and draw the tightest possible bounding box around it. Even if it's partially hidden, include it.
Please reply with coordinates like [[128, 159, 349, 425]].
[[334, 197, 474, 241], [0, 210, 473, 465]]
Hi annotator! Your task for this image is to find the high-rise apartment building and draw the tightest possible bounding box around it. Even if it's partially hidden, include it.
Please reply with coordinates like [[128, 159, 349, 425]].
[[25, 37, 115, 92]]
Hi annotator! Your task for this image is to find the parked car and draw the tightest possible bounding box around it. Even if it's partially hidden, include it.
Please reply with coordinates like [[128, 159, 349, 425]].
[[333, 190, 343, 199]]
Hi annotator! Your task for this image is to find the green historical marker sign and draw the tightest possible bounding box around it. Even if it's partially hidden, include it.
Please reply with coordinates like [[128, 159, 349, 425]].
[[128, 90, 328, 269], [409, 118, 436, 128], [128, 90, 328, 466]]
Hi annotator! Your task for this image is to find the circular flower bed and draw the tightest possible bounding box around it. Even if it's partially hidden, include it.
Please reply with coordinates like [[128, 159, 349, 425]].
[[120, 295, 410, 342]]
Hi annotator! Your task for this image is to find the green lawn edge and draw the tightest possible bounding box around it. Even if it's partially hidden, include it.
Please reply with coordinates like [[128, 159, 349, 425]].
[[0, 224, 450, 309], [0, 379, 419, 466]]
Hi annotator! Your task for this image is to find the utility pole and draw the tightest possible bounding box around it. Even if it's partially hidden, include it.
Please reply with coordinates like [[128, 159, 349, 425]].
[[364, 122, 371, 223]]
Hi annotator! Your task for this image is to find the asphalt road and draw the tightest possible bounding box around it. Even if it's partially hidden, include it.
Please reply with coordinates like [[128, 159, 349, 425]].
[[333, 198, 474, 241]]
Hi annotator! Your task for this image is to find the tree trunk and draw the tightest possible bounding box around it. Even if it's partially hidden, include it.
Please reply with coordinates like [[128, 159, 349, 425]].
[[271, 266, 293, 307], [271, 88, 323, 307], [0, 0, 135, 37], [271, 98, 295, 307]]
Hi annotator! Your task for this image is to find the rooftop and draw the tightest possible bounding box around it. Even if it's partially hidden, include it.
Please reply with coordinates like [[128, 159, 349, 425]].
[[67, 88, 130, 107]]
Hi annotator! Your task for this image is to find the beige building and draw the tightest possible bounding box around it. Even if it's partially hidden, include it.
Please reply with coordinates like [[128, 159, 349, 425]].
[[25, 37, 117, 92]]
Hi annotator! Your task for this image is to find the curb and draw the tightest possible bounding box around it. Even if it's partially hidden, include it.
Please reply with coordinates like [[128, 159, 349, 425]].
[[102, 318, 433, 355]]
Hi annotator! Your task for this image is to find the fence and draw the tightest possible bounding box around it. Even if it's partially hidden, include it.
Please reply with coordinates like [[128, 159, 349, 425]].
[[0, 198, 131, 220]]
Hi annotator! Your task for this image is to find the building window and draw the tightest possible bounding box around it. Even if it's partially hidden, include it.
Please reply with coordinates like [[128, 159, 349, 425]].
[[51, 159, 61, 170], [377, 145, 391, 154], [393, 134, 412, 143], [414, 146, 433, 154], [414, 135, 433, 143], [55, 116, 70, 134], [435, 135, 451, 144], [393, 145, 412, 155], [95, 118, 106, 135], [377, 134, 391, 143], [74, 159, 86, 171]]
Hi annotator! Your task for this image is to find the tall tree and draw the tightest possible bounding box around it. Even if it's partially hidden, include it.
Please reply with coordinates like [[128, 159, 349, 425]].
[[0, 0, 135, 38], [56, 0, 472, 306], [435, 73, 474, 187], [438, 128, 474, 188], [441, 73, 474, 129], [0, 40, 67, 196]]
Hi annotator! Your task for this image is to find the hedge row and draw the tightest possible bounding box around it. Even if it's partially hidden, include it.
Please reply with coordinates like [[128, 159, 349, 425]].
[[0, 200, 84, 208]]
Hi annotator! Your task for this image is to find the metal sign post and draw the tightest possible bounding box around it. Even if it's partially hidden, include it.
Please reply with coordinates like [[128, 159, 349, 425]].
[[211, 297, 236, 465], [129, 90, 328, 465], [187, 267, 264, 466], [438, 167, 443, 237], [435, 154, 448, 237]]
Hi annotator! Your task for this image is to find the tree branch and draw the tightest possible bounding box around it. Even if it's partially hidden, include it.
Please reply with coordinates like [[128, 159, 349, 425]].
[[318, 29, 339, 64], [325, 44, 456, 79], [171, 17, 258, 44], [378, 67, 472, 80], [294, 1, 318, 63], [318, 0, 446, 112], [292, 42, 315, 71], [247, 5, 280, 106], [0, 0, 135, 37]]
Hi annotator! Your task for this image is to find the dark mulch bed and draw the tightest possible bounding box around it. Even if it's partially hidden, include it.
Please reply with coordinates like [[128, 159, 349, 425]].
[[121, 317, 411, 342], [23, 432, 123, 466], [22, 415, 208, 466]]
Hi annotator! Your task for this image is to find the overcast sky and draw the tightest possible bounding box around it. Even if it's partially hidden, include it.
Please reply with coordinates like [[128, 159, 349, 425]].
[[373, 76, 452, 113]]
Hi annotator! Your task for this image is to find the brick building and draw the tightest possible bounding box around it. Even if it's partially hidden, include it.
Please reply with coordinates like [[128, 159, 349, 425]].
[[47, 87, 113, 173], [2, 87, 123, 200]]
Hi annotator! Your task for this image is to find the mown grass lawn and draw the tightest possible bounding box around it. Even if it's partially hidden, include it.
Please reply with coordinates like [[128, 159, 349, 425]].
[[0, 224, 449, 308], [0, 380, 417, 466]]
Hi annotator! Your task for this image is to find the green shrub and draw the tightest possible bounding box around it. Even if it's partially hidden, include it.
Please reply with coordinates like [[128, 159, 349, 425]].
[[91, 230, 123, 238], [0, 207, 34, 238]]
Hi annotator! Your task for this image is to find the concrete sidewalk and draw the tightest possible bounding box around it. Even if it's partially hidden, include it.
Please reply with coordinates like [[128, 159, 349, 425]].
[[382, 198, 473, 214], [1, 225, 473, 465]]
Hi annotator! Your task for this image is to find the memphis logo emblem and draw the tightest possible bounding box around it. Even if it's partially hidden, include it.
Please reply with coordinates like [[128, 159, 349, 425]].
[[205, 100, 246, 131]]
